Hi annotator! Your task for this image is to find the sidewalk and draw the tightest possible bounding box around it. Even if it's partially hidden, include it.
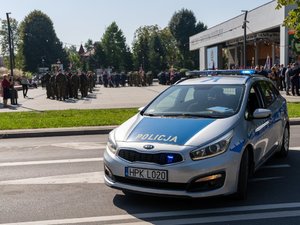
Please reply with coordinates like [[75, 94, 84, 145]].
[[0, 84, 299, 139], [0, 84, 168, 112]]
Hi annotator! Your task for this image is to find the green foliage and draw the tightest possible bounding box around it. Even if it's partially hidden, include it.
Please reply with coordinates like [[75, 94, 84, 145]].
[[101, 22, 131, 71], [66, 45, 82, 71], [277, 1, 300, 38], [17, 10, 69, 72], [0, 17, 19, 57], [0, 108, 138, 130], [0, 104, 299, 130], [132, 25, 179, 74], [287, 102, 300, 118], [168, 8, 207, 69]]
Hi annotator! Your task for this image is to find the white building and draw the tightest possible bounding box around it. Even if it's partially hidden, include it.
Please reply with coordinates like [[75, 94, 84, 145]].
[[190, 1, 295, 70]]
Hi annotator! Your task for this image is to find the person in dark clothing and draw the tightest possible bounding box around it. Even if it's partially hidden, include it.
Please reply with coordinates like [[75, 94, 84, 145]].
[[71, 73, 80, 99], [55, 70, 67, 101], [291, 63, 300, 96], [79, 72, 88, 98], [1, 74, 11, 107]]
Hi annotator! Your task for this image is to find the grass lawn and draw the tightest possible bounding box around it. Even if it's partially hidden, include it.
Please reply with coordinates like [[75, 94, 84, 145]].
[[287, 102, 300, 118], [0, 103, 299, 130], [0, 108, 138, 130]]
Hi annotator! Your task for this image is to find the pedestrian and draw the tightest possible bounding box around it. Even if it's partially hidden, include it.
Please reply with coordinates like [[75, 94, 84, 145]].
[[1, 74, 11, 107], [55, 70, 67, 101], [79, 72, 88, 98], [285, 64, 292, 95], [268, 67, 279, 89], [291, 62, 300, 96], [20, 74, 29, 98], [42, 72, 52, 98], [71, 72, 80, 99], [279, 64, 287, 91]]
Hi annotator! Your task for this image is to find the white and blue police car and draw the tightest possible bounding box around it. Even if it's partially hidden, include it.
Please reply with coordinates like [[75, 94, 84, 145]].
[[104, 70, 289, 199]]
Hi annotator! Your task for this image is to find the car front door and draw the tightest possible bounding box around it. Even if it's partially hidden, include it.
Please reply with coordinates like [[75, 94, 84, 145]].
[[246, 82, 271, 164], [257, 80, 282, 157]]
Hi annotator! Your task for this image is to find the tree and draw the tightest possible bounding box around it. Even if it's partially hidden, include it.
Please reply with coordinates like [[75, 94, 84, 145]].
[[17, 10, 68, 72], [169, 8, 207, 69], [277, 1, 300, 37], [132, 25, 159, 71], [0, 17, 19, 57], [84, 39, 94, 52], [87, 42, 106, 70], [101, 22, 131, 71], [159, 27, 181, 68], [66, 45, 82, 71]]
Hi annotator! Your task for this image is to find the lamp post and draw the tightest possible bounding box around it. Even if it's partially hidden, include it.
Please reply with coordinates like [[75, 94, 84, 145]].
[[242, 10, 248, 68], [6, 12, 13, 81]]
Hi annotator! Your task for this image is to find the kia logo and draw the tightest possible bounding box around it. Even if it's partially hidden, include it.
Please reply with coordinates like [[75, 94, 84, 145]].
[[143, 145, 154, 150]]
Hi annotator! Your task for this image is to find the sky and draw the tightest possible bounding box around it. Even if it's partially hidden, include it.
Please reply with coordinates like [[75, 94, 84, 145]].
[[0, 0, 272, 49]]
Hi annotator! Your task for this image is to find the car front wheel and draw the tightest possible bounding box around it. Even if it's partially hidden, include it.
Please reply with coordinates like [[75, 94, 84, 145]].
[[233, 149, 249, 200]]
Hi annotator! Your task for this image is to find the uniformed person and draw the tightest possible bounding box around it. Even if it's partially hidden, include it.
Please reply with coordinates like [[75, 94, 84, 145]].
[[42, 72, 51, 98], [79, 72, 88, 98], [55, 70, 67, 101], [71, 72, 80, 99]]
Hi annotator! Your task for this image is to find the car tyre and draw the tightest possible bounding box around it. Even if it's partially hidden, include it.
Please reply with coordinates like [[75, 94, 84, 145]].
[[277, 126, 289, 158], [233, 149, 249, 200]]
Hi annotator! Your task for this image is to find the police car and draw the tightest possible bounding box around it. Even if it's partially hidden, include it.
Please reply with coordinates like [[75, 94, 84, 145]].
[[104, 70, 289, 199]]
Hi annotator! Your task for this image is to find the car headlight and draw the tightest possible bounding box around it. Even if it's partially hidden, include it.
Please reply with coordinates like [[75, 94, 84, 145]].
[[190, 131, 233, 161], [107, 133, 117, 154]]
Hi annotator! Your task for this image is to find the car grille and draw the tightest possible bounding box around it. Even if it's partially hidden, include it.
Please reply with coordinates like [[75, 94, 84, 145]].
[[118, 149, 183, 165]]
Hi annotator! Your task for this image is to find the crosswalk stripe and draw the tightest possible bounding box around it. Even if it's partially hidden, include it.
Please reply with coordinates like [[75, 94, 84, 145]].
[[0, 171, 104, 185], [1, 202, 300, 225], [0, 158, 103, 167]]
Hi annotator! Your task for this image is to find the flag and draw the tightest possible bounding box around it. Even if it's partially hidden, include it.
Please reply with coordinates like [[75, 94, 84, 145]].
[[264, 55, 270, 70]]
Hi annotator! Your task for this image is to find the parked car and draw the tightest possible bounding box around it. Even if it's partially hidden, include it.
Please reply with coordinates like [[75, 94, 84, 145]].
[[104, 70, 289, 199]]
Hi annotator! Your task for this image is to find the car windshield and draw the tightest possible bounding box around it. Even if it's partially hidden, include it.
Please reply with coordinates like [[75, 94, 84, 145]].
[[143, 84, 244, 118]]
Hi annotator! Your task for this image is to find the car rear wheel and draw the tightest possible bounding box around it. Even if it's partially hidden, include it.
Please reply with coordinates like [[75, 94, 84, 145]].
[[233, 149, 249, 200], [277, 126, 289, 158]]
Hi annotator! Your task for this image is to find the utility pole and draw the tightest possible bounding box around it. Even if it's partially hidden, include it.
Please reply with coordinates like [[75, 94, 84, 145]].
[[6, 12, 14, 81], [242, 10, 248, 69]]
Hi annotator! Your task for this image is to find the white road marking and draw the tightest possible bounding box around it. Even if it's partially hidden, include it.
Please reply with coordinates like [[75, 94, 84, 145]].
[[50, 142, 105, 150], [0, 158, 103, 167], [0, 171, 104, 185], [289, 147, 300, 151], [1, 202, 300, 225]]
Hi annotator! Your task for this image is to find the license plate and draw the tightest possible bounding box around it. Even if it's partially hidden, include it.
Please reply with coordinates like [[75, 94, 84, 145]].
[[125, 167, 168, 182]]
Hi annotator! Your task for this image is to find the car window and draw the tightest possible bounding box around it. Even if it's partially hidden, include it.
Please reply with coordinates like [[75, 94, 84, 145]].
[[143, 84, 244, 118], [258, 81, 276, 108], [246, 84, 262, 117], [152, 87, 181, 111]]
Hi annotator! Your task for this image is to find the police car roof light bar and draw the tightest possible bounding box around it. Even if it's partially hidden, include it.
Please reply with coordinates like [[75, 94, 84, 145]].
[[186, 69, 256, 77]]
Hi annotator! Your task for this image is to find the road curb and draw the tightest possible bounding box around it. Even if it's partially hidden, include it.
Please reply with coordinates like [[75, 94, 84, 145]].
[[0, 119, 300, 139], [0, 126, 116, 139]]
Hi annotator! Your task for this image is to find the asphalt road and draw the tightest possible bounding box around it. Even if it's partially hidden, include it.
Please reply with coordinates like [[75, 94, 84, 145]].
[[0, 126, 300, 225]]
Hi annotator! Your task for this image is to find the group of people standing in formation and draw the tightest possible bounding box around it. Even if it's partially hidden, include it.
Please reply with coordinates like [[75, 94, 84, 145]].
[[41, 71, 96, 101], [254, 63, 300, 96], [100, 69, 154, 87]]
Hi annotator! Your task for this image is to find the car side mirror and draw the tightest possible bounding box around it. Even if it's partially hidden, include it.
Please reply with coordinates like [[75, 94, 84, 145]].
[[252, 108, 271, 119]]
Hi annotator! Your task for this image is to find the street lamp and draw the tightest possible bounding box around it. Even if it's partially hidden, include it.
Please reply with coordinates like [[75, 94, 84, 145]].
[[6, 12, 14, 80], [242, 10, 248, 68]]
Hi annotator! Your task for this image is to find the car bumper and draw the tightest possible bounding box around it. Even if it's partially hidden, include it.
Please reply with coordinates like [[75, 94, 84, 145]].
[[103, 147, 241, 198]]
